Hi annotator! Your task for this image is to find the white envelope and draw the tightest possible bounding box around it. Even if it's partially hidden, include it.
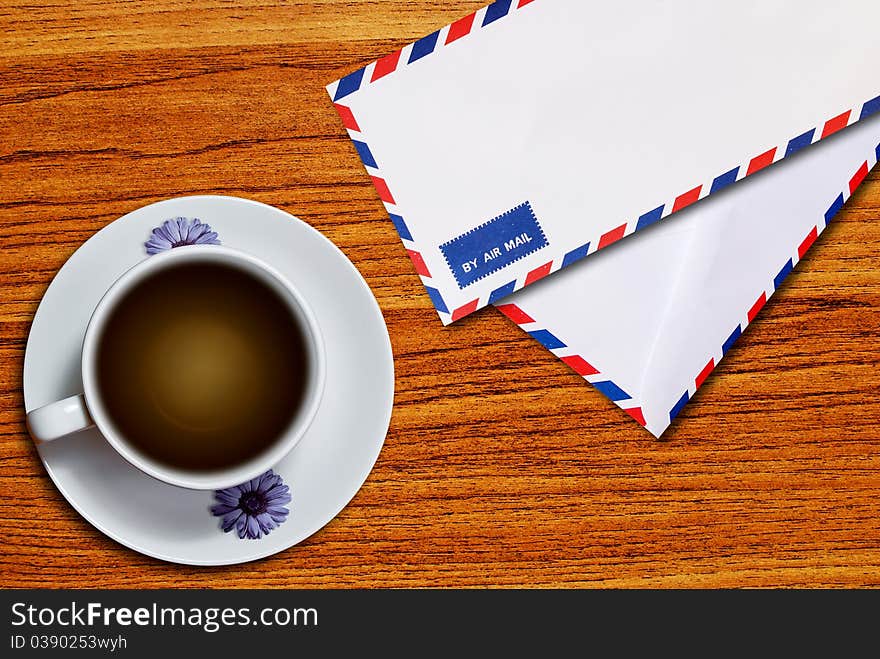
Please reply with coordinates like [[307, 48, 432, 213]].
[[496, 115, 880, 437], [328, 0, 880, 324]]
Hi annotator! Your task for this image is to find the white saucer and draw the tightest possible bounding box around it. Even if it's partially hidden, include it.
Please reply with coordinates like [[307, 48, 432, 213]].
[[23, 196, 394, 565]]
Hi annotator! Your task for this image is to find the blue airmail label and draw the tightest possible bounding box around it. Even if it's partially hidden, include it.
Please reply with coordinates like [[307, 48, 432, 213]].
[[440, 202, 547, 288]]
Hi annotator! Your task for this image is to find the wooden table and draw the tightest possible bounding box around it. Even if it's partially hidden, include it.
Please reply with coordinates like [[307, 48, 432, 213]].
[[1, 1, 878, 589]]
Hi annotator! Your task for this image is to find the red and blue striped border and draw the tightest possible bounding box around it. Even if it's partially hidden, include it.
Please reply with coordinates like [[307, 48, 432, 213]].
[[495, 302, 648, 428], [328, 0, 880, 324], [332, 0, 537, 105], [664, 148, 879, 429], [330, 0, 539, 323], [331, 101, 457, 322], [496, 148, 879, 436]]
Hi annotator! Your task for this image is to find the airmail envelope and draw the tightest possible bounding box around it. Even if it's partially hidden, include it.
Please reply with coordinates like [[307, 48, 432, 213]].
[[496, 115, 880, 438], [328, 0, 880, 324]]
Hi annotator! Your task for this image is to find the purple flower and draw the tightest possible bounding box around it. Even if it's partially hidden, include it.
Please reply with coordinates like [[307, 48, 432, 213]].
[[211, 470, 291, 540], [145, 217, 220, 255]]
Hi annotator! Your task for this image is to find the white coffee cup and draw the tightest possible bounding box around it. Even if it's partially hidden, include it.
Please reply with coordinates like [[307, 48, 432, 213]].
[[26, 245, 326, 491]]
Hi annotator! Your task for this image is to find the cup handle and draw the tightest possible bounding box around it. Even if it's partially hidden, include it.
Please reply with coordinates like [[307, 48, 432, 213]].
[[26, 394, 95, 443]]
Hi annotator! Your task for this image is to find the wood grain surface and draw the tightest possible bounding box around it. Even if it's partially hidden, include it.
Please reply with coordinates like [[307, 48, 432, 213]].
[[1, 1, 878, 589]]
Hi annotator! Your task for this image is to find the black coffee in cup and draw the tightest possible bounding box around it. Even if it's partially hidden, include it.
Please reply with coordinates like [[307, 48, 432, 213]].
[[95, 261, 309, 472]]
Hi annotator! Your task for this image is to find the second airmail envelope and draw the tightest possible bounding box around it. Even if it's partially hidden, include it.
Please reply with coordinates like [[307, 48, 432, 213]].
[[498, 115, 880, 437]]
